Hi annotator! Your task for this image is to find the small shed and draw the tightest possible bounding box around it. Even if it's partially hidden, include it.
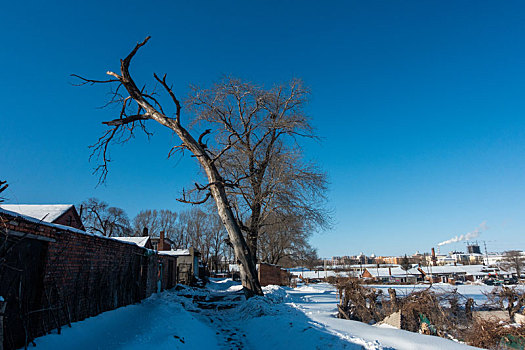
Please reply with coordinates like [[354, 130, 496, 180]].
[[160, 248, 201, 285]]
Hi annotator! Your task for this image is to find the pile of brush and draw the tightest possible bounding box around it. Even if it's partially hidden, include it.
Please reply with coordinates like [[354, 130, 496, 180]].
[[335, 279, 525, 349]]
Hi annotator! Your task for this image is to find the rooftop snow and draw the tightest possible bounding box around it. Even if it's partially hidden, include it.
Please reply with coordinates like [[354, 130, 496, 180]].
[[0, 207, 142, 247], [0, 204, 73, 222], [366, 265, 502, 278], [113, 236, 150, 247], [158, 249, 190, 256]]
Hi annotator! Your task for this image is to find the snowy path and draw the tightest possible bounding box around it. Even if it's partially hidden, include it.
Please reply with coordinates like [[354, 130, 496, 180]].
[[27, 280, 481, 350]]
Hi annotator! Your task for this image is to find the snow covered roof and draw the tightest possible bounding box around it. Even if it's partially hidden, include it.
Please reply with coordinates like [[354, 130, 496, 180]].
[[366, 267, 420, 278], [364, 265, 497, 278], [417, 265, 500, 276], [0, 207, 142, 247], [113, 236, 150, 247], [0, 207, 93, 236], [0, 204, 74, 223], [158, 249, 190, 256]]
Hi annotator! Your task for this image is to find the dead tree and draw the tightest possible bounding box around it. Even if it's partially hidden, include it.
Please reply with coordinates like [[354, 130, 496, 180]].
[[75, 37, 262, 296]]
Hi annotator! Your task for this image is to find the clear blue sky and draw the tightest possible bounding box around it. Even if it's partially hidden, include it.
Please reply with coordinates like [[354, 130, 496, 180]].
[[2, 1, 525, 257]]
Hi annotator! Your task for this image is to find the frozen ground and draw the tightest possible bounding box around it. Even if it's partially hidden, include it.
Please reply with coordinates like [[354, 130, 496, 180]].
[[28, 280, 482, 350]]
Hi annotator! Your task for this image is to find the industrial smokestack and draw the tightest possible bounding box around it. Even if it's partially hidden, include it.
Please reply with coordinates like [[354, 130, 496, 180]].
[[431, 248, 437, 266]]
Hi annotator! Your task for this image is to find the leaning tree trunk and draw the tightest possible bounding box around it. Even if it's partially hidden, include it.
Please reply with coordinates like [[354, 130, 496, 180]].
[[103, 37, 263, 297]]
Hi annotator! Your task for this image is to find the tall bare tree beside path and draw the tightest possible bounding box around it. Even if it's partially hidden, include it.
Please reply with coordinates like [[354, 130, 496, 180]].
[[187, 77, 329, 264], [76, 37, 263, 296]]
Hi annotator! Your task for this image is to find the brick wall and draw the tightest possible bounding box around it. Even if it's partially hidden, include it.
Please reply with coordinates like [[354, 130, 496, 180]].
[[0, 210, 164, 350], [258, 263, 290, 286]]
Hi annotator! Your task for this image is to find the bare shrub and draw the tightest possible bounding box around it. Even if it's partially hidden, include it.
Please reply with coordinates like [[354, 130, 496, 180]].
[[463, 319, 525, 349], [397, 289, 455, 334], [484, 286, 525, 317], [336, 279, 384, 323]]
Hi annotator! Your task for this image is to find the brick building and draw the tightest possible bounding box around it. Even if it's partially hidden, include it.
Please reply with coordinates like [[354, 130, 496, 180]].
[[0, 206, 180, 349], [0, 204, 85, 230]]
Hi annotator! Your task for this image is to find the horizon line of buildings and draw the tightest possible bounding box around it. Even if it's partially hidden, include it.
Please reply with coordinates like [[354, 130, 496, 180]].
[[322, 244, 522, 268]]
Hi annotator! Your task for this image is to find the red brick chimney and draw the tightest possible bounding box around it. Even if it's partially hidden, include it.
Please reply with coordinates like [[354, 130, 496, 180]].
[[158, 231, 166, 251], [431, 247, 437, 266]]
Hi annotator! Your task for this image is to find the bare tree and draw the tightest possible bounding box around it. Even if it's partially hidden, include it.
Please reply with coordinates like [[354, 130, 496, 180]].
[[400, 254, 411, 283], [79, 198, 132, 237], [133, 209, 179, 237], [158, 209, 178, 238], [184, 207, 213, 265], [501, 250, 525, 279], [76, 37, 262, 296], [257, 213, 312, 266], [188, 77, 330, 264], [208, 210, 227, 273], [297, 246, 320, 271], [133, 209, 160, 236], [0, 180, 7, 203]]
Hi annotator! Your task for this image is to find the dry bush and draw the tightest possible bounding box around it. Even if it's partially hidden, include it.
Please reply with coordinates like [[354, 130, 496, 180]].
[[484, 286, 525, 317], [333, 279, 525, 348], [334, 280, 472, 338], [325, 275, 338, 285], [397, 288, 456, 333], [336, 279, 384, 323], [463, 319, 525, 349]]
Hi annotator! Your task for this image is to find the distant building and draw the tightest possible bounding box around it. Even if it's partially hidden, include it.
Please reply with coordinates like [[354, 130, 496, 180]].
[[467, 244, 482, 254], [362, 264, 510, 284], [160, 247, 202, 284], [150, 231, 176, 251], [362, 266, 419, 284]]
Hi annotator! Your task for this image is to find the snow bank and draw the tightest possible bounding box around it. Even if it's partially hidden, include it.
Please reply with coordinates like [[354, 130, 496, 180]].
[[262, 285, 289, 303], [28, 291, 220, 350], [288, 283, 480, 350], [207, 278, 243, 292]]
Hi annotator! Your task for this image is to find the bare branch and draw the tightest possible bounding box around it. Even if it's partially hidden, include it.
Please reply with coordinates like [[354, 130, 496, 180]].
[[70, 74, 119, 86], [198, 129, 211, 148], [177, 191, 212, 205], [102, 114, 150, 126], [153, 73, 181, 123]]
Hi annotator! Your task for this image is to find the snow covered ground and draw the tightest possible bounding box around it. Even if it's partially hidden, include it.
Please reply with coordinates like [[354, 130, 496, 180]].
[[27, 280, 482, 350]]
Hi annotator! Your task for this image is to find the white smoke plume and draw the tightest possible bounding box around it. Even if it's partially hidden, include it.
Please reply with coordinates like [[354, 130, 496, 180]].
[[437, 221, 487, 246]]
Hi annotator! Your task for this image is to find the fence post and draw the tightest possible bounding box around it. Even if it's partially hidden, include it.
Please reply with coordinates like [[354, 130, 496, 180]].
[[0, 298, 6, 350]]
